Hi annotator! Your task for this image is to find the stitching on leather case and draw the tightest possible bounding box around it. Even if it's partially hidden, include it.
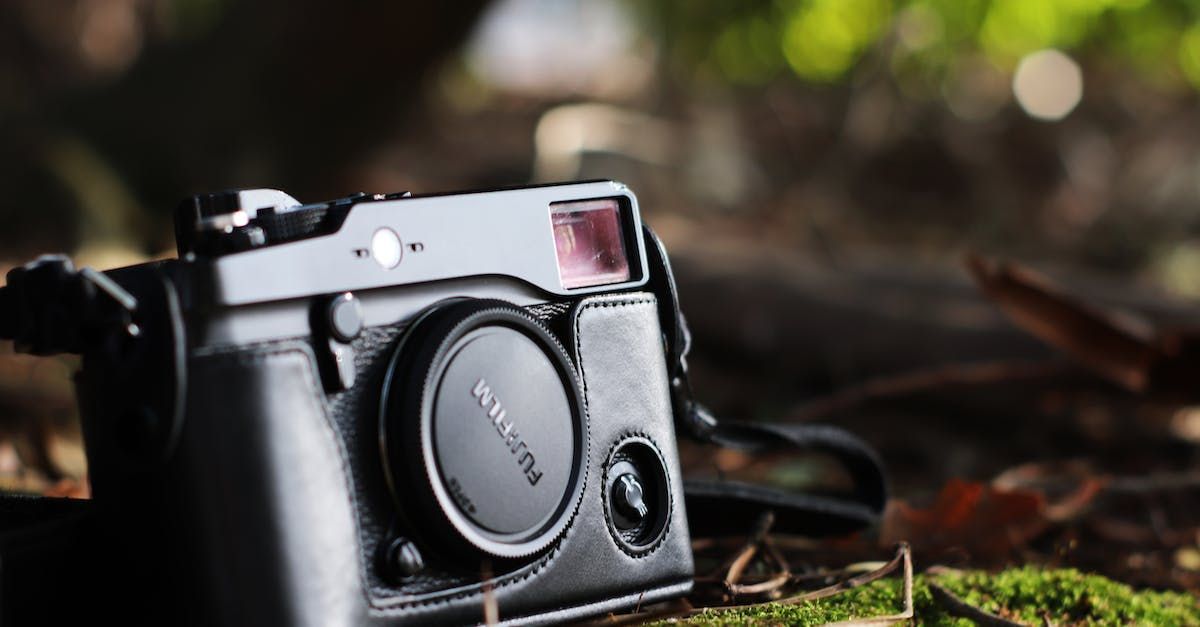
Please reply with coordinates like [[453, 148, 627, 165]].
[[572, 295, 674, 558], [571, 295, 657, 402]]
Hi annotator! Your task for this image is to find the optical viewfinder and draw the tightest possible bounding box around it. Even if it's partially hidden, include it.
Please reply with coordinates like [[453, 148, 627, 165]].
[[550, 199, 631, 290]]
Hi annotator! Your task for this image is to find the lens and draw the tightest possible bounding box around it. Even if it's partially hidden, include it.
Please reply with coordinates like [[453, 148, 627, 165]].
[[550, 199, 631, 289]]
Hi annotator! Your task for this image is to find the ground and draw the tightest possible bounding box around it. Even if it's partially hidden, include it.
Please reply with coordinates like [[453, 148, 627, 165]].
[[653, 567, 1200, 626]]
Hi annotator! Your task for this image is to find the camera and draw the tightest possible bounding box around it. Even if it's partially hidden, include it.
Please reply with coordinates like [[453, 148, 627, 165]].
[[0, 180, 888, 625], [0, 181, 695, 625]]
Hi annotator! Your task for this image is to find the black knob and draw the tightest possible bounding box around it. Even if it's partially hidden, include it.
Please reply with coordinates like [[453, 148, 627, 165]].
[[603, 438, 670, 554], [614, 473, 648, 522], [382, 537, 425, 579]]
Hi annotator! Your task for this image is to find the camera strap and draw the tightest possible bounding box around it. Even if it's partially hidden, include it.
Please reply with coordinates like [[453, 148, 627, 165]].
[[675, 390, 887, 538], [643, 226, 888, 538], [0, 255, 140, 356]]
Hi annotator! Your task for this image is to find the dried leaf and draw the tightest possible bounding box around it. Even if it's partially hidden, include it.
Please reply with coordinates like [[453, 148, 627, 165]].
[[965, 254, 1158, 392], [880, 479, 1047, 561]]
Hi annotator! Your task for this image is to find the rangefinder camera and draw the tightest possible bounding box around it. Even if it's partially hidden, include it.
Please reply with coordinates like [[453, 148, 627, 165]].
[[0, 181, 695, 624]]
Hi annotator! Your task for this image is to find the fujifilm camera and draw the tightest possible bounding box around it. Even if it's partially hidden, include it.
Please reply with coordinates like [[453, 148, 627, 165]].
[[0, 181, 697, 625]]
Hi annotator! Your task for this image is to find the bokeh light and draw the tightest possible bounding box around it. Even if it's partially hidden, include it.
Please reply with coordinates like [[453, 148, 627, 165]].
[[465, 0, 638, 96], [781, 0, 892, 82], [1012, 49, 1082, 121]]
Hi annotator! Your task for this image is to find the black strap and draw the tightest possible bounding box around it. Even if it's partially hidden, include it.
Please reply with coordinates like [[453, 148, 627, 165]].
[[642, 225, 888, 538], [682, 405, 888, 537], [0, 256, 140, 356]]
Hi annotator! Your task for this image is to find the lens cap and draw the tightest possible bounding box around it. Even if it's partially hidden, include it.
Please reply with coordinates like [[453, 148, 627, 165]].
[[380, 300, 588, 559]]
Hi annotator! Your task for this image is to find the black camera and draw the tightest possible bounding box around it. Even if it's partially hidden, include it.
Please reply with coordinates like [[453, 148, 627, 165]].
[[0, 181, 886, 625]]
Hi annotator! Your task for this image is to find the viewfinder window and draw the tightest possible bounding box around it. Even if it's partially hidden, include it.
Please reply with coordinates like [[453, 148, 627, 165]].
[[550, 199, 631, 289]]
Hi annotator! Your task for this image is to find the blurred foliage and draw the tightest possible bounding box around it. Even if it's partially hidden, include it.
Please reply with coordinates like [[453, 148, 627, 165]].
[[636, 0, 1200, 92]]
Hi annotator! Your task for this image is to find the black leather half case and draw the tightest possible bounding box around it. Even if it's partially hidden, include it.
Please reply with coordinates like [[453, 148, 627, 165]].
[[73, 292, 692, 626]]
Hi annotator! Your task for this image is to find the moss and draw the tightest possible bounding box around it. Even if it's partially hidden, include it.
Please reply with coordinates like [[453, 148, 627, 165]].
[[652, 567, 1200, 626]]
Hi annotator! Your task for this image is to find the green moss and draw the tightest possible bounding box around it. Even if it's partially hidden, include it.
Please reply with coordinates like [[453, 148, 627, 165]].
[[652, 567, 1199, 626]]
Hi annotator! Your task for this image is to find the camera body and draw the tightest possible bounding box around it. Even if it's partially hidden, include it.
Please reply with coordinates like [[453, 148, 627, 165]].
[[4, 181, 694, 625]]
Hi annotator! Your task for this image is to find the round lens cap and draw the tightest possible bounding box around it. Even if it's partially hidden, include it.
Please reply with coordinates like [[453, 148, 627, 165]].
[[434, 325, 574, 534], [381, 300, 588, 560]]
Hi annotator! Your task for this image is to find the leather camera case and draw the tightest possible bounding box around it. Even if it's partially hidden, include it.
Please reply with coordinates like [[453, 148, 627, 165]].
[[72, 285, 693, 626]]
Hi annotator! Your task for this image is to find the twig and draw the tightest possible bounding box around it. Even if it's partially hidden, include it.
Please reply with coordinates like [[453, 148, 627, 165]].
[[992, 460, 1097, 492], [595, 599, 694, 626], [997, 460, 1200, 494], [822, 542, 913, 626], [1108, 471, 1200, 494], [928, 580, 1027, 627], [722, 511, 775, 587], [925, 565, 965, 576], [694, 567, 849, 588], [727, 536, 791, 597], [481, 560, 498, 626], [728, 570, 791, 597], [1086, 517, 1197, 547], [615, 544, 913, 625], [993, 462, 1200, 532], [775, 542, 909, 607], [723, 543, 910, 614], [781, 359, 1072, 422]]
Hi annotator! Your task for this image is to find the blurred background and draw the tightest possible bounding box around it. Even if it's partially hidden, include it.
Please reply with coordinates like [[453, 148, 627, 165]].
[[4, 0, 1200, 592]]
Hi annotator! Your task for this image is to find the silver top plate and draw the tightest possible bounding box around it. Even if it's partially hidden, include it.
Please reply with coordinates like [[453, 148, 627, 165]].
[[203, 181, 648, 307]]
